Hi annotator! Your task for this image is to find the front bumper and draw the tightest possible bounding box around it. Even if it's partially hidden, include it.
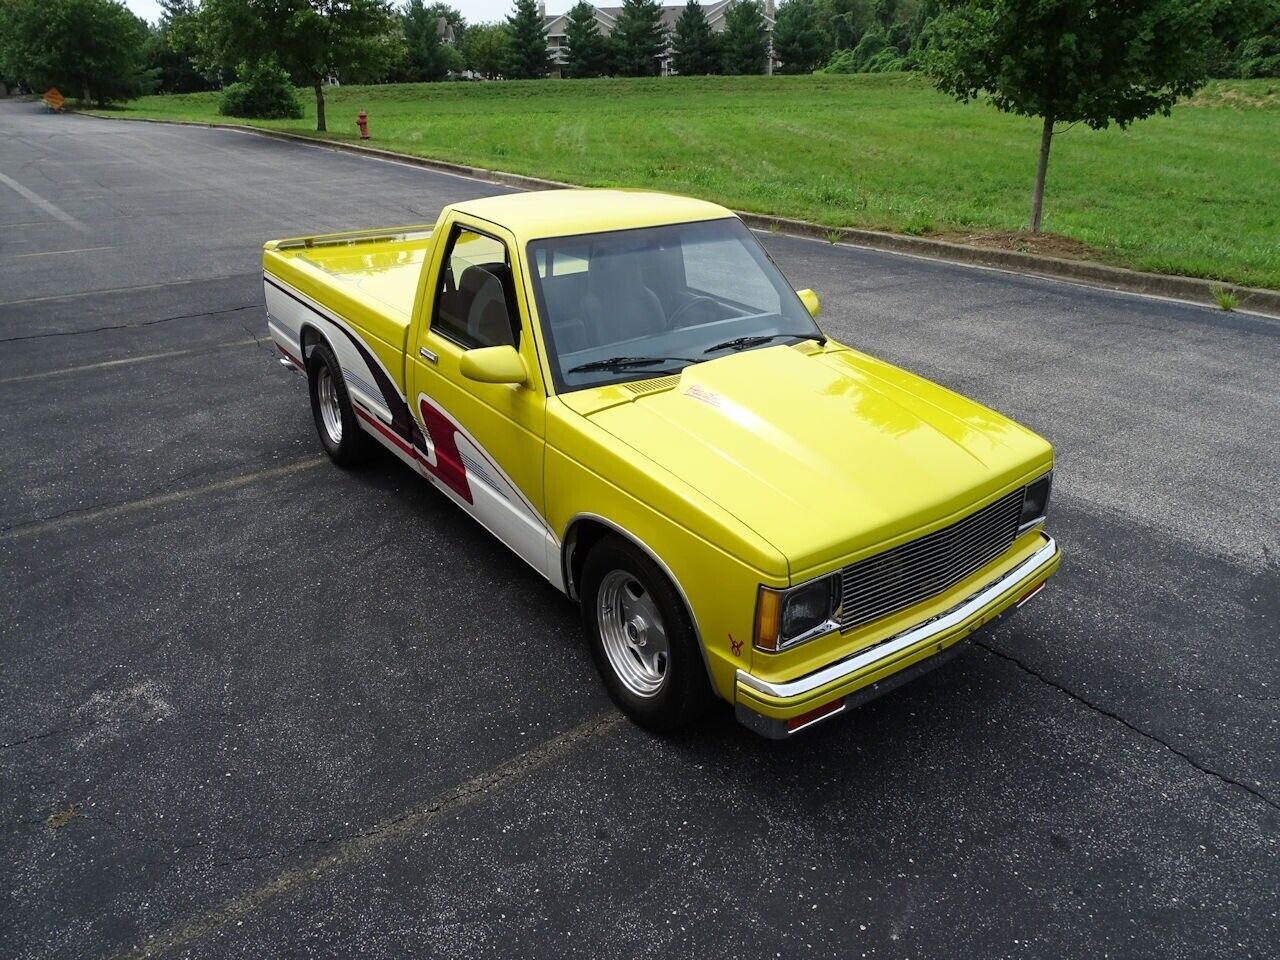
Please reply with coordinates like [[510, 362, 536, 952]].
[[734, 535, 1060, 738]]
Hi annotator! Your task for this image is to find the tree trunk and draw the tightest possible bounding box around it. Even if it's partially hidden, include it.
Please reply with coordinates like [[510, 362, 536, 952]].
[[314, 80, 326, 133], [1029, 114, 1054, 233]]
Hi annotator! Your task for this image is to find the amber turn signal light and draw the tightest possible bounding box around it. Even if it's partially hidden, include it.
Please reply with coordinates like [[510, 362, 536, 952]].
[[754, 588, 782, 651]]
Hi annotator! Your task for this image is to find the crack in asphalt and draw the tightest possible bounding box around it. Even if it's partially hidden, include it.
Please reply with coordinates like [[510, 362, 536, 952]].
[[974, 639, 1280, 813], [0, 699, 193, 755], [0, 303, 259, 343], [239, 318, 276, 358], [0, 721, 94, 751], [109, 713, 622, 960]]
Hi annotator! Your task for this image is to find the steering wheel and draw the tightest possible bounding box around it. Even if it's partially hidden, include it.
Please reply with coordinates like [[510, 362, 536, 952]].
[[666, 295, 720, 329]]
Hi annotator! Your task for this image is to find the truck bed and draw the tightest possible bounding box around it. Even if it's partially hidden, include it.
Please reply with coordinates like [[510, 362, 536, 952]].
[[263, 226, 436, 384]]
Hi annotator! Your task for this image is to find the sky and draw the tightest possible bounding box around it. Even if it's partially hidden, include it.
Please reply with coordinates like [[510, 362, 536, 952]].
[[122, 0, 578, 28]]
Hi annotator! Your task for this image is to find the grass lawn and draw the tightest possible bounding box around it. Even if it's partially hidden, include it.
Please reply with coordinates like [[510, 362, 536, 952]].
[[93, 74, 1280, 289]]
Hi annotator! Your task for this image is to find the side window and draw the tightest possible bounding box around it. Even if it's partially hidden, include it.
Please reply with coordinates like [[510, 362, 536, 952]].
[[432, 226, 521, 349]]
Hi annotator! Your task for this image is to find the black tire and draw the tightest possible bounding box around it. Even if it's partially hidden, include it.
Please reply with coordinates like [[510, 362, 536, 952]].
[[307, 342, 376, 467], [580, 535, 713, 733]]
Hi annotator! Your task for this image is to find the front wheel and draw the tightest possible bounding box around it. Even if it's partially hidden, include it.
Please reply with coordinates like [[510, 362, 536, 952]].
[[581, 536, 713, 733]]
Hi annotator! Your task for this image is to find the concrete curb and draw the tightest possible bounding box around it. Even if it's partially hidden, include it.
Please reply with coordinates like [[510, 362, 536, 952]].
[[80, 112, 1280, 318]]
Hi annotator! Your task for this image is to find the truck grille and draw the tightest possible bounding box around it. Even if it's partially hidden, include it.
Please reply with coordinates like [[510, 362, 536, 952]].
[[838, 488, 1025, 632]]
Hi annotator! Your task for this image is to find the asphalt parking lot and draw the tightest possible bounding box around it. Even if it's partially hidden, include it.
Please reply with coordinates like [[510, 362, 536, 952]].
[[2, 99, 1277, 959]]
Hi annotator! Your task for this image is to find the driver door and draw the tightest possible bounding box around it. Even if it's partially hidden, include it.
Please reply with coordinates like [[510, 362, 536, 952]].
[[408, 219, 551, 578]]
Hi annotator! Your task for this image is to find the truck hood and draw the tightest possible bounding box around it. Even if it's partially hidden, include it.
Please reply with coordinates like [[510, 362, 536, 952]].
[[569, 344, 1051, 577]]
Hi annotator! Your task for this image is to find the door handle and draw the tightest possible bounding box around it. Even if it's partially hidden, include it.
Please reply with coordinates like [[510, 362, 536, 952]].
[[419, 347, 438, 364]]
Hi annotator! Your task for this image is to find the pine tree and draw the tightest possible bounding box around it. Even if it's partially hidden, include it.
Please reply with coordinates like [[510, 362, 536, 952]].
[[612, 0, 666, 77], [563, 1, 612, 77], [671, 1, 720, 75], [720, 0, 768, 75], [772, 0, 825, 74], [402, 0, 454, 81], [505, 0, 550, 79]]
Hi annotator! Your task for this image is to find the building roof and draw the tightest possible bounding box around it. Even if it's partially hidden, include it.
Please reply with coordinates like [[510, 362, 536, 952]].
[[544, 1, 771, 35], [450, 189, 734, 241], [595, 4, 729, 29]]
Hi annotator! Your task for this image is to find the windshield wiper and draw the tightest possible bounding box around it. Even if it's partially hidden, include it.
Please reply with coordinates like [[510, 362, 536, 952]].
[[703, 331, 826, 355], [567, 355, 699, 374]]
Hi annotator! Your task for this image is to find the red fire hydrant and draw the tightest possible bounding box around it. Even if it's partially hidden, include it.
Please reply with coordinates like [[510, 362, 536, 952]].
[[356, 111, 370, 140]]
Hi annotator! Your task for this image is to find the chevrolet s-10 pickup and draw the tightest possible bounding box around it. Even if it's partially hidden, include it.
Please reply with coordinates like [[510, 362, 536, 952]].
[[263, 189, 1060, 738]]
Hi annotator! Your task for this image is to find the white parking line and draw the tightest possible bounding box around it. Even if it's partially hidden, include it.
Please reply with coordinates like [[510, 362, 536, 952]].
[[0, 169, 89, 233], [0, 458, 325, 542], [0, 338, 258, 384], [111, 713, 621, 960], [10, 245, 113, 259]]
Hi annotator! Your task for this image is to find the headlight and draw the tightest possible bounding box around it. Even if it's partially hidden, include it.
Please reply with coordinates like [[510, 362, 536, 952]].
[[754, 573, 841, 652], [1020, 471, 1053, 531]]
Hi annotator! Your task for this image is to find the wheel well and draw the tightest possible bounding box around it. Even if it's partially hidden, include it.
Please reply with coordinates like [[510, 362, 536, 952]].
[[563, 518, 696, 627], [564, 518, 610, 602], [565, 516, 719, 695], [299, 324, 324, 363]]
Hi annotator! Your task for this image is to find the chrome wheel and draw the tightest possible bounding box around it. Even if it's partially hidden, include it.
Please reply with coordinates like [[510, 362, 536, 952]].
[[596, 569, 669, 698], [316, 364, 343, 446]]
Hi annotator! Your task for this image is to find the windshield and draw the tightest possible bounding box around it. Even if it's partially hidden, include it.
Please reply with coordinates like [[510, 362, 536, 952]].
[[527, 218, 822, 392]]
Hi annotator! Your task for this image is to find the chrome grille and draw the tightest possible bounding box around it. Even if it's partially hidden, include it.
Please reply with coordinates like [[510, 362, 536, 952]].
[[838, 488, 1025, 632]]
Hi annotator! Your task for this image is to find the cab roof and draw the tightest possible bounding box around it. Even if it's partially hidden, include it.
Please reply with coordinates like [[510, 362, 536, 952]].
[[449, 189, 734, 241]]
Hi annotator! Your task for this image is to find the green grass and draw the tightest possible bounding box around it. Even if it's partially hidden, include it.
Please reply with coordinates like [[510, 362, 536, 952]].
[[92, 74, 1280, 289], [1210, 284, 1239, 310]]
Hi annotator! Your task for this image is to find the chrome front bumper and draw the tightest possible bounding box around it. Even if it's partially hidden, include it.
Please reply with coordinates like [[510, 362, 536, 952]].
[[735, 536, 1059, 738]]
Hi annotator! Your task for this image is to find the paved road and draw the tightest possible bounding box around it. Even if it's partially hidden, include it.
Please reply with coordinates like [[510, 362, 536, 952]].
[[2, 99, 1277, 960]]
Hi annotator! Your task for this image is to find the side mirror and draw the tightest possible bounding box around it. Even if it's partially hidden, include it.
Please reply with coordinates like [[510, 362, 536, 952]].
[[796, 288, 821, 319], [459, 344, 527, 385]]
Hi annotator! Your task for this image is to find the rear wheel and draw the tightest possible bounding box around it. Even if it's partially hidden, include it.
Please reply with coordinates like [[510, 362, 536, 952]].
[[307, 342, 375, 466], [581, 536, 712, 733]]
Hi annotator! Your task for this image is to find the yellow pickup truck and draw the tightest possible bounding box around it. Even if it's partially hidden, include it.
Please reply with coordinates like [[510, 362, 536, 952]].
[[263, 189, 1059, 738]]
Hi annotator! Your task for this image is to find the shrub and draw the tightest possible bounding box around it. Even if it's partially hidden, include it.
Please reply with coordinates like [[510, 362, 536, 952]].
[[821, 48, 860, 74], [1236, 35, 1280, 78], [863, 47, 908, 72], [219, 60, 302, 120], [820, 30, 908, 74]]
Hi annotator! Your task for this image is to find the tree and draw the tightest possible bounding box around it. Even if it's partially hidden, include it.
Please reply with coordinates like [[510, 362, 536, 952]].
[[461, 21, 509, 77], [925, 0, 1227, 233], [773, 0, 825, 73], [720, 0, 768, 74], [671, 1, 721, 74], [1230, 1, 1279, 77], [0, 0, 27, 87], [870, 0, 896, 29], [505, 0, 550, 79], [563, 1, 612, 77], [197, 0, 398, 133], [399, 0, 458, 81], [814, 0, 863, 51], [0, 0, 154, 105], [148, 0, 213, 92], [612, 0, 666, 76]]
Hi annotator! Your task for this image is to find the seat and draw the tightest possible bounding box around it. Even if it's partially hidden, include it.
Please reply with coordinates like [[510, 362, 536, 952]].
[[582, 247, 666, 346], [457, 263, 519, 347]]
